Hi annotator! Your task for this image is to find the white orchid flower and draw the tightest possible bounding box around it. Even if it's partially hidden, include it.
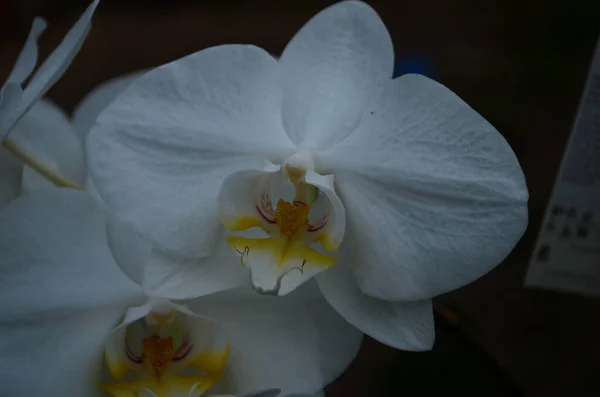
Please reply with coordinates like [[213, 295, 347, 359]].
[[85, 1, 527, 349], [0, 0, 99, 207], [0, 189, 362, 396]]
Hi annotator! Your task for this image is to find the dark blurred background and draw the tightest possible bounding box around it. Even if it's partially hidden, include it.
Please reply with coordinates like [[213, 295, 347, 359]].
[[1, 1, 600, 396]]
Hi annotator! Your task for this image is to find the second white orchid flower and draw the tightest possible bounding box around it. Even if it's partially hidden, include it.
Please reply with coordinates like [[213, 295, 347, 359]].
[[85, 1, 527, 349]]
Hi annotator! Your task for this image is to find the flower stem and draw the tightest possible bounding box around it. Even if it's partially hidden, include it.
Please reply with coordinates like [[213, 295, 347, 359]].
[[2, 137, 83, 190]]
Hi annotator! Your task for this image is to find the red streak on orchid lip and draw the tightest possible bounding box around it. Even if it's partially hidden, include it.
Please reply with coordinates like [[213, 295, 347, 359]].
[[125, 338, 143, 364], [307, 214, 328, 232], [173, 343, 193, 362], [173, 333, 193, 361], [307, 222, 326, 232], [256, 205, 276, 224]]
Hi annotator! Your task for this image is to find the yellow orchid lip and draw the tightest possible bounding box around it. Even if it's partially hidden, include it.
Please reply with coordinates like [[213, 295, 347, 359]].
[[124, 332, 193, 369], [218, 158, 346, 295], [226, 234, 338, 295], [102, 309, 229, 397]]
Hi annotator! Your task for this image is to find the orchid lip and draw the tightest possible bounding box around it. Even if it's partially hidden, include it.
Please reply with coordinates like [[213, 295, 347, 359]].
[[125, 338, 143, 364], [246, 255, 308, 296], [172, 332, 192, 361], [218, 156, 344, 295], [102, 306, 230, 397], [124, 331, 193, 365], [307, 214, 328, 232], [255, 189, 330, 235], [256, 204, 276, 225]]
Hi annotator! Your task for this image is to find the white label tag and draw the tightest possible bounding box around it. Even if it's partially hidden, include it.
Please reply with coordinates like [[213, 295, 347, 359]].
[[525, 36, 600, 297]]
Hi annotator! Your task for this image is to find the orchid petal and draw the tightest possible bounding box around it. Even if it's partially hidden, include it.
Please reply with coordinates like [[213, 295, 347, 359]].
[[0, 16, 44, 138], [0, 189, 143, 396], [0, 146, 21, 210], [0, 189, 143, 318], [0, 83, 23, 139], [72, 72, 142, 140], [0, 307, 126, 397], [316, 261, 434, 351], [85, 174, 108, 209], [107, 215, 151, 287], [186, 283, 363, 395], [6, 17, 47, 84], [18, 0, 99, 116], [320, 74, 528, 301], [14, 100, 85, 191], [280, 1, 393, 149], [141, 243, 247, 300], [0, 88, 28, 207], [88, 45, 293, 257]]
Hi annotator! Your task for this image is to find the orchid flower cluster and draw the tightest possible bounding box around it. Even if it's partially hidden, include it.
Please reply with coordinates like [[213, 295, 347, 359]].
[[0, 1, 528, 396]]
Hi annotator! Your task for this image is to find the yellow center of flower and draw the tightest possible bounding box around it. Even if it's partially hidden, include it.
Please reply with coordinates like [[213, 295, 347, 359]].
[[143, 336, 174, 374], [274, 199, 310, 237], [102, 310, 231, 397]]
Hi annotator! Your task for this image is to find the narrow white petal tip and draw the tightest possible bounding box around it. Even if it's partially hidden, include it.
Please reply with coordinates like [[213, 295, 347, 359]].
[[82, 0, 100, 22], [31, 18, 48, 35]]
